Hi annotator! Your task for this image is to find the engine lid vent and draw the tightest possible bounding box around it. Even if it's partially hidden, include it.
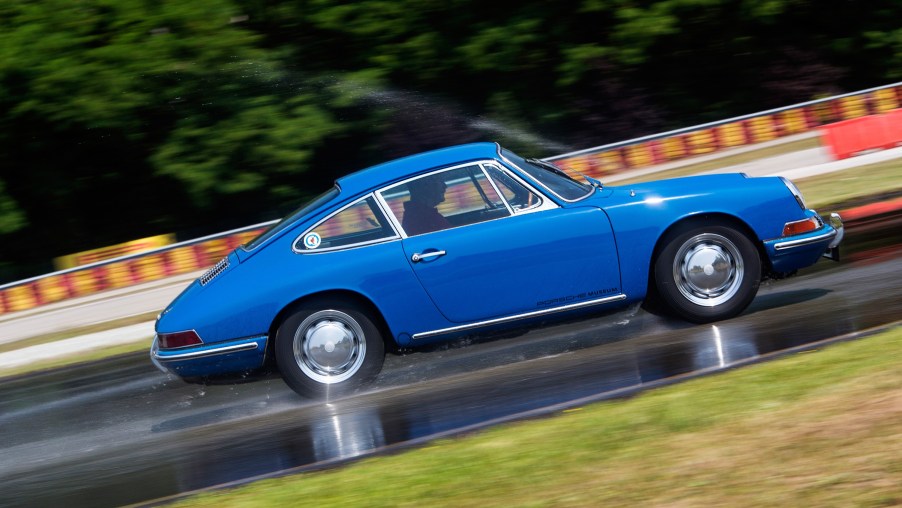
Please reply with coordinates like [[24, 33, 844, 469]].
[[199, 257, 229, 286]]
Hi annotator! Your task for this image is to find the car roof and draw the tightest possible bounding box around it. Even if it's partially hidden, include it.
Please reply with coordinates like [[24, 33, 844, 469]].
[[335, 142, 501, 197]]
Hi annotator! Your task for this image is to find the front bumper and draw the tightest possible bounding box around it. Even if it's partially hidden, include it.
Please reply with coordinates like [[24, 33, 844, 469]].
[[765, 212, 844, 272], [151, 334, 268, 378], [823, 212, 844, 260]]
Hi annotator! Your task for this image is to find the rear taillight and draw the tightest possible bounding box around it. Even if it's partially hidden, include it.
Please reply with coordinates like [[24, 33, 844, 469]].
[[158, 330, 203, 349]]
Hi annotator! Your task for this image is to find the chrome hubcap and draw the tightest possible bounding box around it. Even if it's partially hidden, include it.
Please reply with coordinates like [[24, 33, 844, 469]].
[[294, 310, 366, 384], [673, 233, 744, 307]]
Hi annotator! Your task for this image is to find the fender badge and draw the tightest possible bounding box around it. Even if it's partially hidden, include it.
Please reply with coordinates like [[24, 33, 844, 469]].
[[303, 232, 322, 249]]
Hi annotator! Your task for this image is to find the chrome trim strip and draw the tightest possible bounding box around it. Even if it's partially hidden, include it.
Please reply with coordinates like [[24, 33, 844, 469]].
[[773, 229, 837, 251], [153, 340, 261, 361], [479, 164, 514, 214], [412, 294, 627, 340], [297, 236, 400, 254], [373, 189, 407, 239], [827, 212, 844, 249], [411, 250, 447, 262], [480, 162, 557, 214], [371, 190, 403, 238], [377, 160, 554, 238], [150, 335, 167, 373], [779, 177, 807, 210]]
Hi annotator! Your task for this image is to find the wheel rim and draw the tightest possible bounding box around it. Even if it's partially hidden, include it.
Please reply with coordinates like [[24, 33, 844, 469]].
[[672, 233, 744, 307], [293, 310, 366, 384]]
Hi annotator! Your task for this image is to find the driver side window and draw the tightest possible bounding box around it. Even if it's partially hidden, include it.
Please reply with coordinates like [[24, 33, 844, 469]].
[[484, 164, 543, 212], [380, 165, 511, 237]]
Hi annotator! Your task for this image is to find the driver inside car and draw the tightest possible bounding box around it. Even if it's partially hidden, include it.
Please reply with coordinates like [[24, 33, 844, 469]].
[[402, 175, 452, 236]]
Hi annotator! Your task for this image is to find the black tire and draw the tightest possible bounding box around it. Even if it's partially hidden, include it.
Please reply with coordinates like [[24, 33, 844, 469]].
[[275, 298, 385, 398], [654, 224, 761, 323]]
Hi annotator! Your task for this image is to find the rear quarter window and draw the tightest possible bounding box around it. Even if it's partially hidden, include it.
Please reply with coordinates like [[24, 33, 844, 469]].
[[295, 196, 397, 252]]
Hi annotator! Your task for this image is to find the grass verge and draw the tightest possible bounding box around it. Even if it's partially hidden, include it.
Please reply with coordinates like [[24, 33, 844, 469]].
[[174, 326, 902, 507], [796, 158, 902, 210]]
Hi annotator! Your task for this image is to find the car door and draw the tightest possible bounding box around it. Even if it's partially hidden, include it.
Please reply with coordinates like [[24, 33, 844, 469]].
[[377, 162, 622, 324]]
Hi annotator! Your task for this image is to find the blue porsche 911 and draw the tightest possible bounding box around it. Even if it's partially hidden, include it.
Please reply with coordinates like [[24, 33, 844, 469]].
[[152, 142, 843, 397]]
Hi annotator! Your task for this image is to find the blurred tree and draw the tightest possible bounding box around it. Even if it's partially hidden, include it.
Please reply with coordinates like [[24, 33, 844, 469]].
[[0, 0, 340, 268], [239, 0, 902, 145], [0, 180, 24, 235]]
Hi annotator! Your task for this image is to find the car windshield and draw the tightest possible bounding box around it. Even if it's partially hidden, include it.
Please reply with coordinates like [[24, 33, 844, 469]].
[[243, 186, 340, 251], [500, 148, 592, 201]]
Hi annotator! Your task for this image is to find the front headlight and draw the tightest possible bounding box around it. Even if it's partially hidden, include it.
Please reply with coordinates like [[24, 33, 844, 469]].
[[780, 177, 807, 210]]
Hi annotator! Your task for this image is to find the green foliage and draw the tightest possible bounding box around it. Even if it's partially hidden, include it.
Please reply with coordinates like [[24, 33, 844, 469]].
[[152, 94, 339, 206], [0, 0, 341, 270], [557, 45, 612, 86], [0, 180, 25, 235]]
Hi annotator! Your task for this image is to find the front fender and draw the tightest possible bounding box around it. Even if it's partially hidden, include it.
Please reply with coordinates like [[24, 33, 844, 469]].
[[595, 174, 806, 297]]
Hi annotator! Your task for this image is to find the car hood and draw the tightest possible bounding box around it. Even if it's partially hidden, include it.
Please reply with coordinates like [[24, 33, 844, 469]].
[[588, 173, 754, 208]]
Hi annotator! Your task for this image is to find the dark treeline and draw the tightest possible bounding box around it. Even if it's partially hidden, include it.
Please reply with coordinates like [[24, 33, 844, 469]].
[[1, 0, 900, 281]]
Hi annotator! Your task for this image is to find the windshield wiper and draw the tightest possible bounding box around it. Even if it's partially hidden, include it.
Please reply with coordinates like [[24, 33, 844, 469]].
[[525, 158, 572, 178], [526, 158, 596, 191], [582, 174, 603, 190]]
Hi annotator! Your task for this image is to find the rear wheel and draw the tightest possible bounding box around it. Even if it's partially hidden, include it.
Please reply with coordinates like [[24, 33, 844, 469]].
[[275, 299, 385, 398], [654, 224, 761, 323]]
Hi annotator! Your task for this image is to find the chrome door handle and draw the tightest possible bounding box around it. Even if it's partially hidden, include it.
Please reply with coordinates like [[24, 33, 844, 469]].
[[411, 250, 446, 263]]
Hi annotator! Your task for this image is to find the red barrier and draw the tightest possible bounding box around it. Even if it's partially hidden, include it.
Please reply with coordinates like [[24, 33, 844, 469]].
[[883, 109, 902, 147], [821, 110, 902, 160], [821, 118, 858, 160], [871, 115, 900, 150]]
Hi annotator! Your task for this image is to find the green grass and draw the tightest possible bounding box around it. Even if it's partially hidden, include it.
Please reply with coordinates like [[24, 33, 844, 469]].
[[173, 326, 902, 507], [795, 158, 902, 210], [612, 136, 823, 185]]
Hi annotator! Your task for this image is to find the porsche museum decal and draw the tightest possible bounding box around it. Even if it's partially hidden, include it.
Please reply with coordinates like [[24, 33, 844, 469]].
[[537, 287, 619, 307]]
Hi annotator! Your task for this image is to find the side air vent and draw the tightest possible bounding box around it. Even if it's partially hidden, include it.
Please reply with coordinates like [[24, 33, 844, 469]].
[[199, 257, 229, 286]]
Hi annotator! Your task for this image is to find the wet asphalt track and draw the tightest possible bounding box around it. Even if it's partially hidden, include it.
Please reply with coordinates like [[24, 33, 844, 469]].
[[1, 248, 900, 507]]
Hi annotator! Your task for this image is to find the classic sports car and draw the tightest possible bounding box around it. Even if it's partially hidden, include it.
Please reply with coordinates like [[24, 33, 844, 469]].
[[152, 142, 843, 397]]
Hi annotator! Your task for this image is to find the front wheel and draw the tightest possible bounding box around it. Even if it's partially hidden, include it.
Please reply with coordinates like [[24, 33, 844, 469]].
[[275, 299, 385, 398], [654, 225, 761, 323]]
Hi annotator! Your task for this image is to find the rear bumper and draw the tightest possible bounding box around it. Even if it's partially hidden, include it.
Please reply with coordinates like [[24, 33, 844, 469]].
[[151, 334, 268, 378], [764, 212, 844, 272]]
